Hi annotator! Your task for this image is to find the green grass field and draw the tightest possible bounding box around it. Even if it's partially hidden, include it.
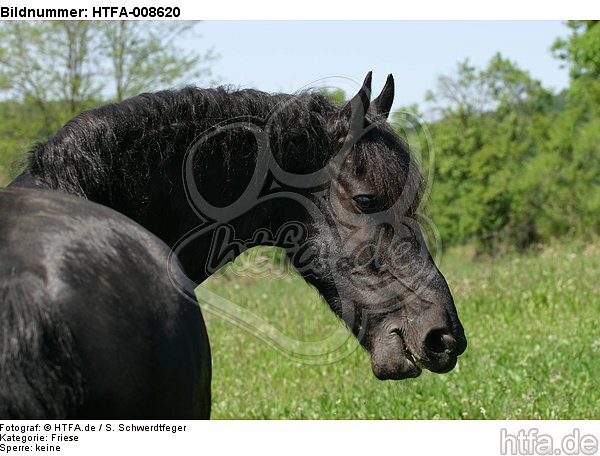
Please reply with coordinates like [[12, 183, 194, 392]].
[[198, 240, 599, 419]]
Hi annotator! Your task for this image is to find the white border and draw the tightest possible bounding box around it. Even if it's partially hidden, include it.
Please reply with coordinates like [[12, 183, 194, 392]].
[[1, 420, 599, 455], [5, 0, 600, 19]]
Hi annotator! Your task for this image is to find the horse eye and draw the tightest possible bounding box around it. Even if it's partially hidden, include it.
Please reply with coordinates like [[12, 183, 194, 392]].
[[352, 194, 380, 213]]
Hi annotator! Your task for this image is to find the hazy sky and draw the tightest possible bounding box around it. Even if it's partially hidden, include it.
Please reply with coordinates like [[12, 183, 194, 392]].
[[194, 21, 570, 110]]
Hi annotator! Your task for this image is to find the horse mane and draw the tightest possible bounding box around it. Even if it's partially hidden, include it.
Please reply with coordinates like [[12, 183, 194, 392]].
[[25, 85, 422, 212], [26, 87, 334, 198]]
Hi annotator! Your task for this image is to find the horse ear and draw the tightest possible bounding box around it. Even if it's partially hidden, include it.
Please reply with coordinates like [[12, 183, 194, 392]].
[[371, 73, 394, 119], [341, 71, 372, 131]]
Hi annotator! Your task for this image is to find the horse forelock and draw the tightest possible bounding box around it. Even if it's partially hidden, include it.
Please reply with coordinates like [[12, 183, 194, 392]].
[[351, 122, 424, 216]]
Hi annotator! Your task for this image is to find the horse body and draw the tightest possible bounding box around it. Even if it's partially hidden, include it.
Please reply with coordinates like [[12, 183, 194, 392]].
[[0, 188, 210, 418], [4, 73, 467, 417]]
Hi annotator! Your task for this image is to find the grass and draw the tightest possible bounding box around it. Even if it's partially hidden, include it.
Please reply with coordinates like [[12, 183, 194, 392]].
[[1, 145, 597, 417], [198, 240, 600, 419]]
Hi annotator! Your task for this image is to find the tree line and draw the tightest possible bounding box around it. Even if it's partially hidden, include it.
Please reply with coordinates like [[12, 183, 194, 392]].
[[0, 21, 216, 183], [394, 21, 599, 251], [0, 21, 597, 251]]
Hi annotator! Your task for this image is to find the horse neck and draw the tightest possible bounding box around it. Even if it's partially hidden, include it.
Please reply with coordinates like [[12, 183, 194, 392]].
[[142, 152, 315, 283], [24, 88, 333, 281]]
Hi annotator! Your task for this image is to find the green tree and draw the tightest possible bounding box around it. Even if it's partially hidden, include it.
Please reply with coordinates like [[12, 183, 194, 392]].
[[552, 20, 600, 113], [552, 22, 600, 85], [0, 21, 217, 184], [550, 20, 600, 235], [0, 22, 100, 134], [100, 21, 217, 101], [320, 88, 346, 105], [0, 21, 217, 134], [425, 59, 488, 120], [419, 54, 560, 250]]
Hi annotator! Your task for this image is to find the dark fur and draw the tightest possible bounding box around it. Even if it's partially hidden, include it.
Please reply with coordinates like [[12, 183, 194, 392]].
[[25, 88, 331, 201], [0, 188, 210, 418], [22, 86, 420, 214], [16, 86, 423, 279], [0, 271, 84, 418], [8, 81, 465, 402]]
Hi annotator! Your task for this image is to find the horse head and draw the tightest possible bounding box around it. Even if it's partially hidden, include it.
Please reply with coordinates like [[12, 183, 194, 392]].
[[292, 72, 467, 379]]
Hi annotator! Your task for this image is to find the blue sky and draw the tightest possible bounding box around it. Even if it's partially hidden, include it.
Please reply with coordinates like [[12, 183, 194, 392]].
[[193, 21, 570, 110]]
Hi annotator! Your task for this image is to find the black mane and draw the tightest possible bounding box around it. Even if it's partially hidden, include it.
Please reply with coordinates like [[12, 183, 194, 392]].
[[26, 88, 332, 199], [24, 85, 421, 213]]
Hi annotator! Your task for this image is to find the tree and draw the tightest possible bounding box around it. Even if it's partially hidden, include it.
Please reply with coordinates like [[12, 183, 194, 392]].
[[0, 21, 218, 184], [417, 43, 599, 251], [99, 21, 217, 101], [319, 88, 346, 105], [425, 59, 487, 119], [549, 21, 600, 235], [552, 21, 600, 106], [0, 22, 100, 134], [425, 54, 550, 120], [420, 54, 559, 250], [0, 21, 217, 135], [552, 21, 600, 81]]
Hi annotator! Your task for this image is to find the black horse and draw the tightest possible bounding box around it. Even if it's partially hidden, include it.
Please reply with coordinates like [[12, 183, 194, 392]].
[[5, 72, 466, 416], [0, 188, 210, 418]]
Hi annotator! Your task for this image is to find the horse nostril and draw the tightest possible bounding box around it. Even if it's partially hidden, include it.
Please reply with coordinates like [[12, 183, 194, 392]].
[[424, 329, 457, 355]]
